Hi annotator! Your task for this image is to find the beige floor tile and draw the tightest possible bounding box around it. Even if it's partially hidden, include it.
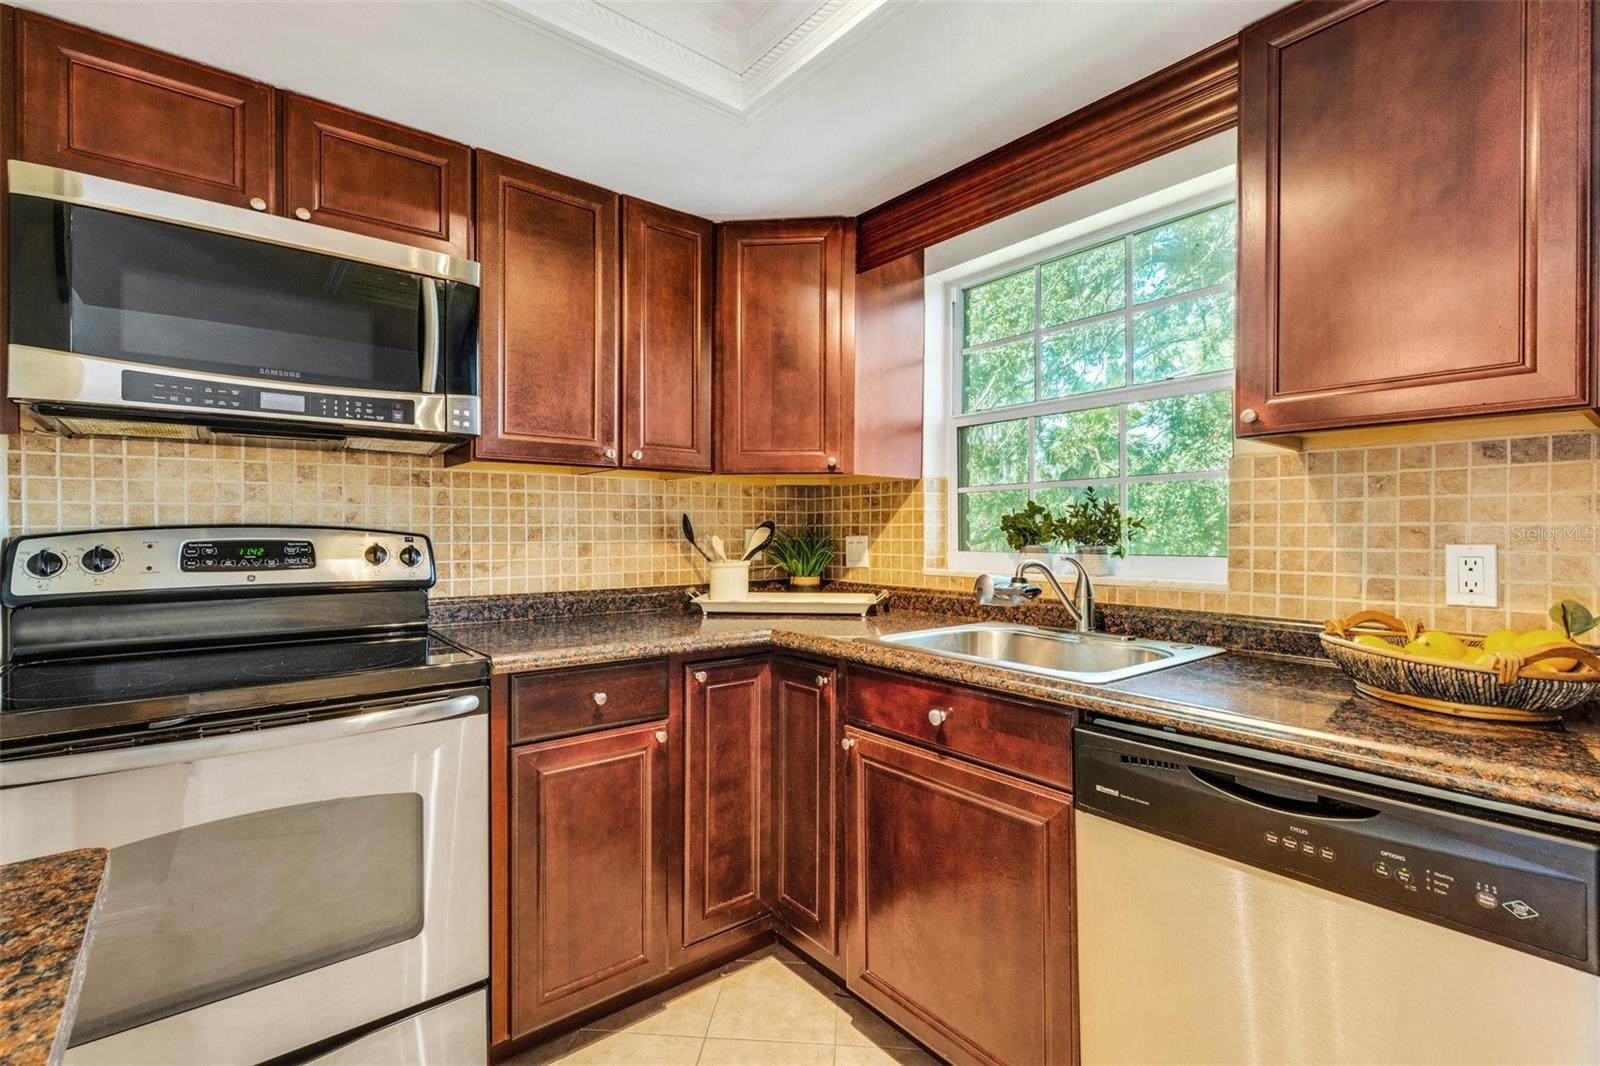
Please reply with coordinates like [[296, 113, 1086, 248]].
[[734, 941, 811, 968], [587, 970, 723, 1037], [501, 1032, 575, 1065], [706, 957, 843, 1044], [833, 1044, 939, 1066], [834, 996, 918, 1050], [556, 1030, 705, 1065], [696, 1038, 836, 1065]]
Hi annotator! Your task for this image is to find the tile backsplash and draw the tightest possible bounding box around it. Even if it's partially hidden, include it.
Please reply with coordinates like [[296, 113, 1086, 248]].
[[6, 426, 1597, 631], [4, 434, 810, 598]]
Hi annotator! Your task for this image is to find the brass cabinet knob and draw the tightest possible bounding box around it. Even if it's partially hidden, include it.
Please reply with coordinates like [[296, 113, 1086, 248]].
[[927, 708, 949, 727], [1239, 408, 1259, 424], [248, 197, 267, 211], [630, 449, 643, 461], [840, 737, 856, 751], [592, 692, 607, 706], [693, 670, 708, 683], [826, 456, 838, 468], [294, 207, 312, 221], [655, 730, 668, 744], [604, 447, 617, 460], [815, 674, 830, 687]]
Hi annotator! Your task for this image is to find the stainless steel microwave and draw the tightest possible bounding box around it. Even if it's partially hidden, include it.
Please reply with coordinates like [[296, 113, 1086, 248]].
[[7, 161, 480, 455]]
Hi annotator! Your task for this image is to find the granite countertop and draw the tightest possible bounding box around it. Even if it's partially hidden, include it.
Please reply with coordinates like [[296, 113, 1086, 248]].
[[439, 609, 1600, 824], [0, 849, 108, 1066]]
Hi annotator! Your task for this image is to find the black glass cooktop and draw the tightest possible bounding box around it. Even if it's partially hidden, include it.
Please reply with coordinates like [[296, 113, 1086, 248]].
[[0, 632, 488, 749]]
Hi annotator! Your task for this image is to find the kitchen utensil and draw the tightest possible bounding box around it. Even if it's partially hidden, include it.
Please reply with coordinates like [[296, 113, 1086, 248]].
[[742, 521, 775, 561], [709, 534, 728, 561], [681, 514, 711, 562]]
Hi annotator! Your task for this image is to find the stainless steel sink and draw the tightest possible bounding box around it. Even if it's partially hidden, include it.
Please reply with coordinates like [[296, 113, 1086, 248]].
[[875, 623, 1222, 684]]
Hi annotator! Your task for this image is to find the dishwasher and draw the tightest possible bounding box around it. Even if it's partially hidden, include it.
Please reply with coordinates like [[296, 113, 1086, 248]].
[[1074, 723, 1600, 1066]]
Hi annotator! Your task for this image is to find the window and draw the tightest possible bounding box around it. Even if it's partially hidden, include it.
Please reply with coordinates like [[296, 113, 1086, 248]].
[[950, 200, 1235, 579]]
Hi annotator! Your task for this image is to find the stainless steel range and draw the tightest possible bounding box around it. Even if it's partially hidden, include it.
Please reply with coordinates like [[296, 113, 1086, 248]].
[[0, 526, 489, 1066]]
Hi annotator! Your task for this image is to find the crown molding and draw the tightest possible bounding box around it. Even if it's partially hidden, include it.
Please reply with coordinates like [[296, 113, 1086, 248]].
[[478, 0, 897, 117]]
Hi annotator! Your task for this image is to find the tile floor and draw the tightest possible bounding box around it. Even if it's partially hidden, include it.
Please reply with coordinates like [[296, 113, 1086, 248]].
[[504, 943, 938, 1066]]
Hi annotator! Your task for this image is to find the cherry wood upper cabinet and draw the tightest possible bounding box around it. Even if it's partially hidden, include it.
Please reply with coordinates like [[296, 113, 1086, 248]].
[[281, 94, 471, 257], [681, 660, 771, 948], [844, 729, 1075, 1066], [1236, 0, 1594, 436], [470, 152, 619, 466], [716, 219, 854, 474], [509, 722, 669, 1037], [622, 198, 714, 472], [766, 660, 840, 973], [15, 10, 276, 210]]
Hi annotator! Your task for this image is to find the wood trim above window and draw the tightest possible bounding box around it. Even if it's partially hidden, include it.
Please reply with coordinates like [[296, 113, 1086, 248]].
[[855, 36, 1240, 273]]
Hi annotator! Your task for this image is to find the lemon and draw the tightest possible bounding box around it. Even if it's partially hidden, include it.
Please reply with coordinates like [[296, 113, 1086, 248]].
[[1464, 650, 1499, 667], [1353, 634, 1394, 651], [1403, 630, 1468, 661], [1513, 629, 1577, 671], [1482, 629, 1520, 654]]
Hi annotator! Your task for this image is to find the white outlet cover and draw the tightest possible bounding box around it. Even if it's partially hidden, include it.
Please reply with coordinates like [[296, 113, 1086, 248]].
[[1444, 543, 1498, 608], [845, 535, 870, 568]]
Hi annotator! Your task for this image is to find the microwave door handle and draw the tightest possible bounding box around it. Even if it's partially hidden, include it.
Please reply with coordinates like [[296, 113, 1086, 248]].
[[0, 692, 481, 788], [420, 276, 441, 393]]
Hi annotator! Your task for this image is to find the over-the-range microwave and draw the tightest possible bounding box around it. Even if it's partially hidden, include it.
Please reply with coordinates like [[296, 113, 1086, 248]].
[[7, 160, 480, 455]]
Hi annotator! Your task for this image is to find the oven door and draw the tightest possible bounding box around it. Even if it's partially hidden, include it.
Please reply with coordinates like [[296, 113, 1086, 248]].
[[0, 690, 487, 1066]]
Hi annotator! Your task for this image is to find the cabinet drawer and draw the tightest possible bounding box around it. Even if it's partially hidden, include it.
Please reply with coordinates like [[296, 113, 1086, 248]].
[[844, 666, 1072, 790], [510, 660, 668, 744]]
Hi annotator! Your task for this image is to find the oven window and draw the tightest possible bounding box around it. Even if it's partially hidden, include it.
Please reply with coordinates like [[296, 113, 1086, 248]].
[[70, 794, 425, 1046], [61, 205, 425, 392]]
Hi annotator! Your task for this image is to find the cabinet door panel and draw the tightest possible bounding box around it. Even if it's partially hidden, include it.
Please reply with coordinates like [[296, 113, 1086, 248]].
[[622, 198, 713, 471], [510, 722, 668, 1035], [1237, 0, 1592, 434], [845, 730, 1074, 1066], [682, 660, 770, 946], [716, 220, 850, 473], [17, 11, 275, 209], [768, 660, 839, 968], [283, 94, 471, 257], [474, 152, 618, 465]]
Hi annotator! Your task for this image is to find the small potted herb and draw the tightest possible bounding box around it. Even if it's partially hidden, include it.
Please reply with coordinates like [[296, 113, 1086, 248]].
[[767, 525, 837, 588], [998, 500, 1061, 563], [1058, 487, 1145, 575]]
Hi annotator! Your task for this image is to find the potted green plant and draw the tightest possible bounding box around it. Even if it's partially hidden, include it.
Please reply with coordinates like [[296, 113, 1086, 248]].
[[998, 500, 1061, 563], [767, 525, 837, 588], [1058, 487, 1144, 575]]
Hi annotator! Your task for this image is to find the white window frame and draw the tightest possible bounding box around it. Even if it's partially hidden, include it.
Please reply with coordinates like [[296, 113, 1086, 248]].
[[941, 188, 1235, 584]]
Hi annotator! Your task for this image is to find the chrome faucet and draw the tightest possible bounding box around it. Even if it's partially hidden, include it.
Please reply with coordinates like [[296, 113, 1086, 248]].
[[973, 558, 1096, 633]]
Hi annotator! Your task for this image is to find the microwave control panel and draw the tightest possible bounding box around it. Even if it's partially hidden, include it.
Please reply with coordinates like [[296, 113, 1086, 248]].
[[123, 370, 415, 426]]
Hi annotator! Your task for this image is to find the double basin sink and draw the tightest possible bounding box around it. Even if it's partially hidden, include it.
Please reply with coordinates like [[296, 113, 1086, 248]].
[[874, 622, 1222, 685]]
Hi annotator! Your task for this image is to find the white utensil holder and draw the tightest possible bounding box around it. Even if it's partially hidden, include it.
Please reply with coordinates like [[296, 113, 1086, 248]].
[[708, 561, 750, 600]]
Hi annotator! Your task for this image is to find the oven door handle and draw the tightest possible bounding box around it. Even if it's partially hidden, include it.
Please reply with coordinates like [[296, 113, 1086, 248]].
[[420, 276, 441, 394], [0, 692, 482, 787]]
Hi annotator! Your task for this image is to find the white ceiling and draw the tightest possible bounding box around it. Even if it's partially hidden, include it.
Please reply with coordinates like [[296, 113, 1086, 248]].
[[14, 0, 1287, 220]]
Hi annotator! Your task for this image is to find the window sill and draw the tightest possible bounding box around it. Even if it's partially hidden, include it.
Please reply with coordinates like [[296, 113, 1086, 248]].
[[921, 565, 1227, 593]]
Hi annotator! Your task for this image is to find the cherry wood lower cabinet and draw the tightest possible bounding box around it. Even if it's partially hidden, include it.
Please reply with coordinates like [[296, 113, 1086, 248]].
[[767, 660, 841, 968], [680, 660, 772, 948], [844, 727, 1076, 1066], [508, 721, 669, 1035]]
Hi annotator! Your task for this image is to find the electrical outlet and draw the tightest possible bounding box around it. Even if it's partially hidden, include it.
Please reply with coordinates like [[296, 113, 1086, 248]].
[[845, 535, 870, 568], [1445, 544, 1498, 607]]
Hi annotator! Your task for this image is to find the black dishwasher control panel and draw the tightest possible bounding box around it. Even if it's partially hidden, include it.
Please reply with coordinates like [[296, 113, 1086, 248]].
[[1075, 725, 1600, 974]]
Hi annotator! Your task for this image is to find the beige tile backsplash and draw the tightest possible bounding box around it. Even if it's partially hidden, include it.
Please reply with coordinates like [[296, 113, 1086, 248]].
[[6, 426, 1598, 631]]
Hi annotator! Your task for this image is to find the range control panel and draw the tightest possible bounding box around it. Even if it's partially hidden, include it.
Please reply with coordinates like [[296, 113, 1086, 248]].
[[124, 370, 415, 426], [1076, 726, 1600, 974], [3, 526, 435, 605]]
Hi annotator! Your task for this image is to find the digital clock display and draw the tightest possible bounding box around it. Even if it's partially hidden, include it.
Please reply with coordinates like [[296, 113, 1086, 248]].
[[180, 539, 315, 572]]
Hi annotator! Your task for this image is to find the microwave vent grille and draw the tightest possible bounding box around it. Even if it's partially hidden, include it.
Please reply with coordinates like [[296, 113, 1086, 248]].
[[342, 434, 447, 455], [48, 415, 201, 441]]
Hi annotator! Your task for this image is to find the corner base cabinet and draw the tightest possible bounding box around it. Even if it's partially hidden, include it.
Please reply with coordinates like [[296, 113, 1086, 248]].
[[509, 721, 668, 1035], [844, 728, 1076, 1066]]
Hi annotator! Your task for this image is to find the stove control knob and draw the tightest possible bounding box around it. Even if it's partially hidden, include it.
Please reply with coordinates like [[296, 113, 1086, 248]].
[[364, 544, 389, 566], [399, 545, 423, 567], [81, 545, 118, 574], [24, 549, 65, 578]]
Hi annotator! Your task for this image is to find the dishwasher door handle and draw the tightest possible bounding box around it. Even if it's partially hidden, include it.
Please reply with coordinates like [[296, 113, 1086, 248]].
[[1188, 765, 1380, 821]]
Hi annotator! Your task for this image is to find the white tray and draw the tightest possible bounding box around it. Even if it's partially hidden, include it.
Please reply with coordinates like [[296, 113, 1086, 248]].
[[691, 591, 885, 616]]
